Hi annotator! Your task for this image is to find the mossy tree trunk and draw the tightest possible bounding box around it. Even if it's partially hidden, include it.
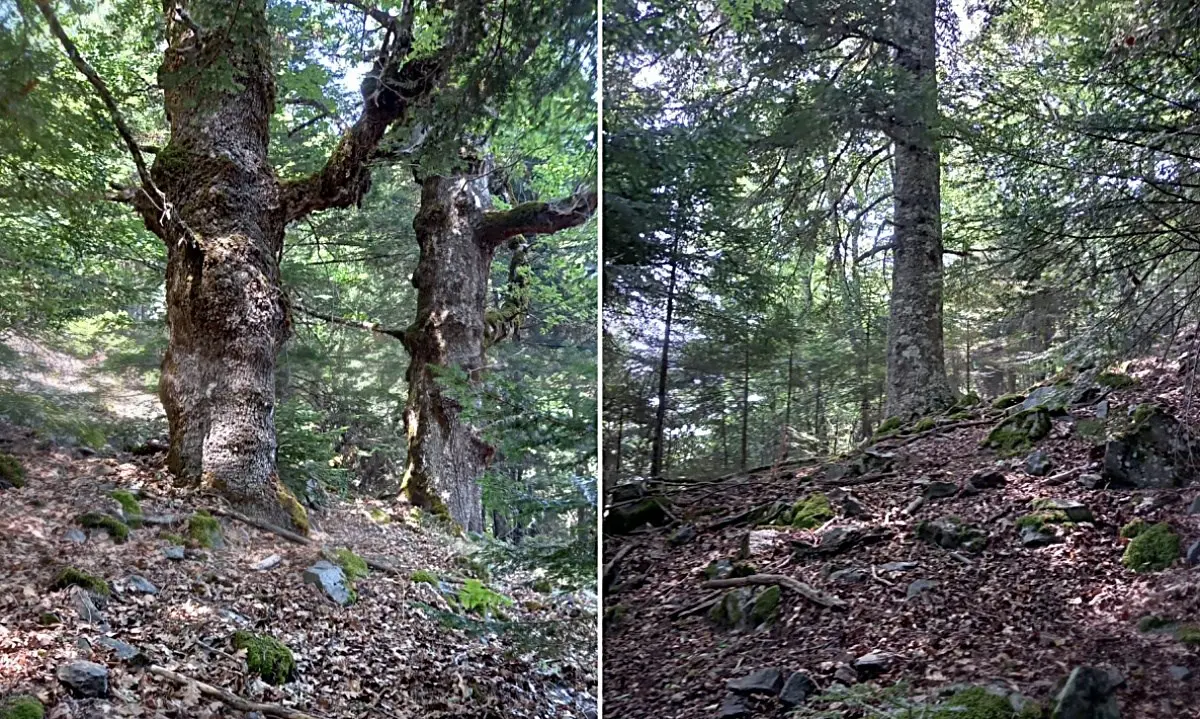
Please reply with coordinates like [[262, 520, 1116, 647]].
[[401, 163, 595, 530]]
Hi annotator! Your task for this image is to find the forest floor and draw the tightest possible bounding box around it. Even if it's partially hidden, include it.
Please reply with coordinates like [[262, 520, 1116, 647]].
[[0, 339, 596, 718], [603, 358, 1200, 718]]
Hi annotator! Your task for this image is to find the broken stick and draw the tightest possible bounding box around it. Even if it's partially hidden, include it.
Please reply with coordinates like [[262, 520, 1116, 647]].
[[701, 573, 846, 609], [149, 665, 320, 719]]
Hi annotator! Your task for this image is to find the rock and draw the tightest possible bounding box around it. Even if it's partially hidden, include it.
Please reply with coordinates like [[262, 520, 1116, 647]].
[[830, 490, 868, 518], [1020, 525, 1060, 548], [1095, 400, 1109, 419], [852, 651, 894, 678], [96, 637, 148, 666], [1078, 473, 1105, 490], [906, 579, 938, 599], [829, 567, 868, 583], [916, 516, 986, 552], [667, 524, 697, 546], [818, 527, 858, 553], [779, 672, 815, 707], [57, 660, 109, 698], [726, 667, 784, 695], [251, 554, 282, 571], [1187, 540, 1200, 567], [302, 561, 354, 606], [738, 529, 786, 560], [922, 481, 959, 500], [606, 494, 670, 534], [124, 575, 158, 594], [707, 588, 753, 629], [1021, 385, 1072, 413], [1168, 665, 1191, 682], [1052, 665, 1121, 719], [967, 469, 1007, 490], [71, 588, 105, 624], [1190, 496, 1200, 515], [163, 546, 185, 561], [64, 528, 87, 544], [877, 561, 918, 573], [1102, 404, 1194, 488], [1032, 498, 1093, 523], [833, 665, 857, 684], [705, 559, 736, 580], [716, 693, 750, 718], [1024, 449, 1054, 476], [746, 585, 780, 626]]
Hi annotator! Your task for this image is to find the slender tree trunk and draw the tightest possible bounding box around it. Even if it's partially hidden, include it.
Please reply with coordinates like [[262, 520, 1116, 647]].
[[740, 346, 750, 471], [649, 237, 679, 478], [885, 0, 954, 418], [783, 346, 794, 459]]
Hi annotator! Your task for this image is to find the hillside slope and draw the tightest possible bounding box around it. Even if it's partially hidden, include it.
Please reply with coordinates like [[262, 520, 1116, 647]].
[[0, 422, 596, 719], [603, 359, 1200, 718]]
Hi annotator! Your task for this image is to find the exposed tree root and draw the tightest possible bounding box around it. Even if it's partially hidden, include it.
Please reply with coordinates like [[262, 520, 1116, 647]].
[[701, 573, 846, 609], [149, 665, 321, 719]]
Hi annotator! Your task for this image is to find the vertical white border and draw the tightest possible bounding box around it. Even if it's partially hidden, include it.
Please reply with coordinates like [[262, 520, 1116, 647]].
[[594, 0, 605, 711]]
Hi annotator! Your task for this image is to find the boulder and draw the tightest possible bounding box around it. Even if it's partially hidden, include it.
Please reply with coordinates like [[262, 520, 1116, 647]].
[[1102, 404, 1193, 488], [726, 667, 783, 695], [916, 516, 986, 552], [163, 546, 185, 561], [56, 660, 109, 698], [124, 575, 158, 595], [1022, 385, 1072, 413], [1024, 449, 1054, 477], [967, 469, 1007, 490], [1052, 665, 1121, 719], [606, 494, 670, 534], [1020, 525, 1060, 548], [779, 672, 815, 707], [984, 408, 1052, 454], [302, 561, 354, 606]]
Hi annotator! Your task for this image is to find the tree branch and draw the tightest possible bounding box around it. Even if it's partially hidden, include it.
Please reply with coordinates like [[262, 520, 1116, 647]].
[[293, 301, 409, 349], [478, 190, 598, 247]]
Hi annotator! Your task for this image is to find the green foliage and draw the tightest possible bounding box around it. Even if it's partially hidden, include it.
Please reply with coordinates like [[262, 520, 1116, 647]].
[[187, 512, 222, 548], [455, 579, 513, 616], [1176, 625, 1200, 645], [0, 453, 24, 487], [51, 566, 109, 596], [1096, 372, 1136, 389], [77, 512, 128, 543], [1120, 519, 1148, 539], [232, 631, 295, 685], [330, 548, 368, 581], [0, 696, 44, 719], [1122, 522, 1179, 572], [161, 533, 184, 546], [1136, 615, 1175, 633]]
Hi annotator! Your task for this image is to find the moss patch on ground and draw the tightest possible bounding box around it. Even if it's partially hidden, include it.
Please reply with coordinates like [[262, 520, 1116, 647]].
[[790, 493, 834, 529], [232, 631, 295, 685], [991, 393, 1025, 410], [930, 686, 1030, 719], [0, 453, 26, 488], [983, 408, 1051, 455], [330, 548, 369, 580], [876, 416, 902, 434], [1122, 522, 1179, 572], [913, 417, 937, 432], [276, 484, 309, 535], [410, 569, 438, 585], [0, 696, 44, 719], [747, 584, 781, 625], [77, 512, 129, 543], [187, 511, 223, 548], [1120, 519, 1148, 539], [1176, 624, 1200, 645], [1096, 371, 1136, 389], [51, 566, 110, 596], [109, 490, 142, 526]]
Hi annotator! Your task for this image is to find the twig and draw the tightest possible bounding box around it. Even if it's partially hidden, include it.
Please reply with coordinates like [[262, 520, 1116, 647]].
[[206, 507, 310, 545], [701, 573, 846, 609], [149, 665, 320, 719], [671, 590, 722, 619], [603, 543, 634, 591], [870, 565, 895, 588]]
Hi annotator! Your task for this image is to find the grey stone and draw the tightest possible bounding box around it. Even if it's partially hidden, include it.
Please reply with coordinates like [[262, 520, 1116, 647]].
[[852, 651, 895, 678], [1020, 525, 1060, 548], [1189, 496, 1200, 515], [1024, 449, 1054, 477], [57, 660, 109, 698], [1168, 665, 1191, 682], [71, 588, 105, 624], [1078, 473, 1105, 490], [727, 667, 783, 695], [1095, 400, 1109, 419], [706, 559, 736, 580], [163, 546, 185, 561], [668, 524, 697, 546], [303, 560, 354, 606], [877, 561, 918, 573], [716, 693, 750, 718], [833, 665, 857, 684], [1053, 666, 1121, 719], [967, 470, 1007, 490], [779, 672, 815, 707], [1033, 498, 1093, 523], [96, 637, 148, 666], [65, 528, 87, 544], [906, 579, 938, 599], [1186, 540, 1200, 567], [251, 554, 282, 571], [916, 516, 986, 552], [922, 481, 959, 500], [829, 567, 868, 583], [1022, 385, 1072, 413], [1102, 405, 1194, 489], [125, 575, 158, 594]]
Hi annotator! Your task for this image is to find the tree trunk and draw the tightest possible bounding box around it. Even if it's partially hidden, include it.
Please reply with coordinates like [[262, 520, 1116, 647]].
[[885, 0, 954, 418], [649, 237, 679, 478], [740, 347, 750, 471]]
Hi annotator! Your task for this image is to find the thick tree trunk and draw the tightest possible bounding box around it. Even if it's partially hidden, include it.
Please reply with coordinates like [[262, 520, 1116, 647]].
[[885, 0, 954, 418]]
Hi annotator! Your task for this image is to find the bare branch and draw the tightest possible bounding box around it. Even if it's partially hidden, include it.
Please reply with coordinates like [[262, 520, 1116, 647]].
[[293, 302, 409, 350]]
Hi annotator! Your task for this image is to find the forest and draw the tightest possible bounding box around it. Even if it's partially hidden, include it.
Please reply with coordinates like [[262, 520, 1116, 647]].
[[603, 0, 1200, 717], [0, 1, 597, 717]]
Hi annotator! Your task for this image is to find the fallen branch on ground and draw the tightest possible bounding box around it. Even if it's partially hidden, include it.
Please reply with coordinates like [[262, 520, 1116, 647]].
[[603, 543, 635, 591], [207, 507, 310, 545], [876, 418, 998, 449], [149, 665, 320, 719], [701, 573, 846, 609]]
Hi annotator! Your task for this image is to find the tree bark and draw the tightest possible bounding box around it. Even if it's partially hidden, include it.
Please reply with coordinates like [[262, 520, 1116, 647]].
[[885, 0, 954, 418], [740, 346, 750, 471], [649, 236, 679, 479], [401, 166, 595, 530]]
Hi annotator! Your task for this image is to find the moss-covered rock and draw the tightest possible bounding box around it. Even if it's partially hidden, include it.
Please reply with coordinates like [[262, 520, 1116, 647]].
[[410, 569, 438, 585], [330, 548, 368, 581], [109, 490, 142, 527], [707, 588, 751, 628], [1075, 418, 1107, 443], [1137, 615, 1176, 633], [876, 416, 903, 434], [77, 512, 129, 543], [984, 408, 1051, 455], [1176, 624, 1200, 645], [276, 484, 309, 535], [747, 585, 781, 626], [0, 695, 45, 719], [1096, 372, 1136, 389], [187, 512, 223, 548], [949, 411, 972, 421], [0, 453, 26, 488], [1016, 511, 1071, 531], [991, 393, 1025, 410], [930, 686, 1028, 719], [1122, 522, 1179, 572], [51, 566, 110, 596], [161, 532, 185, 545], [232, 631, 295, 685], [914, 417, 937, 432], [790, 493, 834, 529], [37, 611, 62, 626]]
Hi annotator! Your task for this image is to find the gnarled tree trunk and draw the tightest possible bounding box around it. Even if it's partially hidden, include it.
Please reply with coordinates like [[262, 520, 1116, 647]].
[[401, 164, 595, 530]]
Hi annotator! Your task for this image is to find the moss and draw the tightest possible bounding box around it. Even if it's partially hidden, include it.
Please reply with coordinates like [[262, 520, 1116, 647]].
[[914, 417, 936, 432], [0, 453, 26, 488], [930, 686, 1019, 719], [1137, 615, 1176, 633], [748, 584, 781, 625], [187, 511, 223, 548], [1096, 371, 1136, 389], [51, 566, 110, 597], [991, 393, 1025, 410], [531, 577, 554, 593], [707, 590, 746, 628], [955, 391, 981, 408], [330, 548, 368, 581], [37, 611, 62, 626], [0, 696, 45, 719], [410, 569, 439, 585], [276, 484, 309, 535], [1076, 419, 1107, 442], [77, 512, 129, 543], [1122, 522, 1179, 572], [1120, 519, 1148, 539], [232, 631, 295, 685], [949, 411, 972, 421], [368, 508, 391, 524], [877, 416, 903, 433], [109, 490, 143, 527], [1175, 624, 1200, 645], [454, 554, 490, 580], [984, 408, 1051, 456], [791, 493, 834, 529], [1131, 402, 1160, 426], [161, 532, 185, 546]]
